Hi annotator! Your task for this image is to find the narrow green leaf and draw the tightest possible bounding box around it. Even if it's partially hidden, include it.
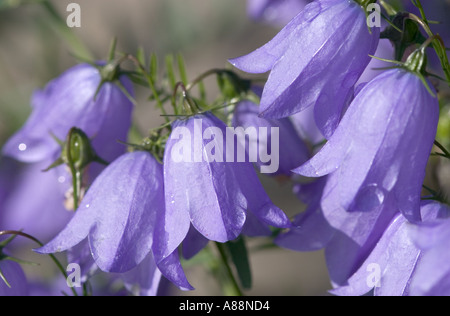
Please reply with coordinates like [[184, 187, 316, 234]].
[[149, 53, 158, 84], [226, 237, 252, 289], [177, 53, 188, 85], [165, 54, 177, 91]]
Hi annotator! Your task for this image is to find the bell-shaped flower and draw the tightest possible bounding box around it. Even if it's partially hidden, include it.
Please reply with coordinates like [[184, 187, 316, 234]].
[[293, 67, 439, 285], [231, 98, 310, 176], [36, 151, 192, 291], [294, 68, 439, 222], [247, 0, 311, 27], [331, 201, 450, 296], [153, 112, 291, 264], [230, 0, 380, 138], [2, 63, 133, 167]]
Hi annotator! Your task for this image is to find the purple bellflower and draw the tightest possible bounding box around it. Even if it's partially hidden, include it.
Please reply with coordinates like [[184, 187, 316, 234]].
[[153, 112, 291, 265], [231, 97, 310, 176], [247, 0, 311, 27], [230, 0, 380, 138], [0, 259, 29, 296], [331, 201, 450, 296], [36, 151, 192, 291], [293, 67, 439, 284], [2, 63, 133, 171]]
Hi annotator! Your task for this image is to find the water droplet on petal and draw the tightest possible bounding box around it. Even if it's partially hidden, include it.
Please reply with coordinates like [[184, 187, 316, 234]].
[[303, 2, 322, 22], [58, 176, 66, 184], [18, 143, 27, 151], [86, 204, 90, 209]]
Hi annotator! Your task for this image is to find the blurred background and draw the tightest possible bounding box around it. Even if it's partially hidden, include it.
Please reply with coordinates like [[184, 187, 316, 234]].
[[0, 0, 332, 296]]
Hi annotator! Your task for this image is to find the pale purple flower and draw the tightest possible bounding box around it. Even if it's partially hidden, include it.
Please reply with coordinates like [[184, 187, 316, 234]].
[[232, 98, 310, 176], [0, 260, 28, 296], [230, 0, 380, 138], [331, 201, 450, 296], [294, 68, 439, 284], [2, 63, 133, 168], [153, 112, 291, 264], [247, 0, 311, 27], [36, 151, 192, 291]]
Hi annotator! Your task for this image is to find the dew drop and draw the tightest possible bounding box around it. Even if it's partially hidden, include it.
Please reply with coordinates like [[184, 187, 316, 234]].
[[86, 204, 90, 209], [58, 176, 66, 184], [18, 143, 27, 151], [303, 2, 322, 22]]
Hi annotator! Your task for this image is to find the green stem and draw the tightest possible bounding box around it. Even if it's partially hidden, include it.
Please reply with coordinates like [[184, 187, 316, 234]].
[[40, 0, 93, 61], [0, 230, 78, 296], [215, 242, 243, 296], [408, 10, 450, 85]]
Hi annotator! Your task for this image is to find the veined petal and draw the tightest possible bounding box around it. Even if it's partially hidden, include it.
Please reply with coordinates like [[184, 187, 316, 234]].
[[229, 1, 325, 73], [37, 151, 161, 273]]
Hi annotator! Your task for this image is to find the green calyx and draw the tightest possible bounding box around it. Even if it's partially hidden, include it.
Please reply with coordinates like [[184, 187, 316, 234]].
[[404, 47, 427, 75], [44, 127, 107, 173]]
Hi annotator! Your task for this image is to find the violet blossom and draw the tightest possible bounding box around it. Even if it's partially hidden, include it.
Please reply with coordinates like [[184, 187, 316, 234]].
[[230, 0, 380, 138], [153, 112, 291, 265], [36, 151, 193, 291]]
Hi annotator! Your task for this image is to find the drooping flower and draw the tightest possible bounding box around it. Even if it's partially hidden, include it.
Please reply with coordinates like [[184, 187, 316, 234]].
[[153, 112, 291, 264], [0, 259, 29, 296], [295, 67, 439, 222], [230, 0, 380, 138], [36, 151, 192, 291], [293, 67, 439, 284], [331, 201, 450, 296], [231, 97, 310, 176], [2, 63, 133, 171], [247, 0, 311, 27]]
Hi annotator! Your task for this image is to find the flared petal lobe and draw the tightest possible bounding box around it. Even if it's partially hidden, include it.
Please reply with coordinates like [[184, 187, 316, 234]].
[[36, 151, 161, 273]]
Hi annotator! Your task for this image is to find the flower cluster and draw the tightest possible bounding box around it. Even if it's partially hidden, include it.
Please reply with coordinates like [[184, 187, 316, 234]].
[[1, 0, 450, 296]]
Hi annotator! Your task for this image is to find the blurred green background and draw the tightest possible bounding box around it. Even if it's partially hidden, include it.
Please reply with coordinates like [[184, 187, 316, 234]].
[[0, 0, 332, 296]]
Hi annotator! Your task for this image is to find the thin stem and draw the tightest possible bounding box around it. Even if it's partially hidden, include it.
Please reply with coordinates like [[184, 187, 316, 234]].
[[215, 242, 243, 296], [126, 54, 170, 122], [0, 230, 78, 296]]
